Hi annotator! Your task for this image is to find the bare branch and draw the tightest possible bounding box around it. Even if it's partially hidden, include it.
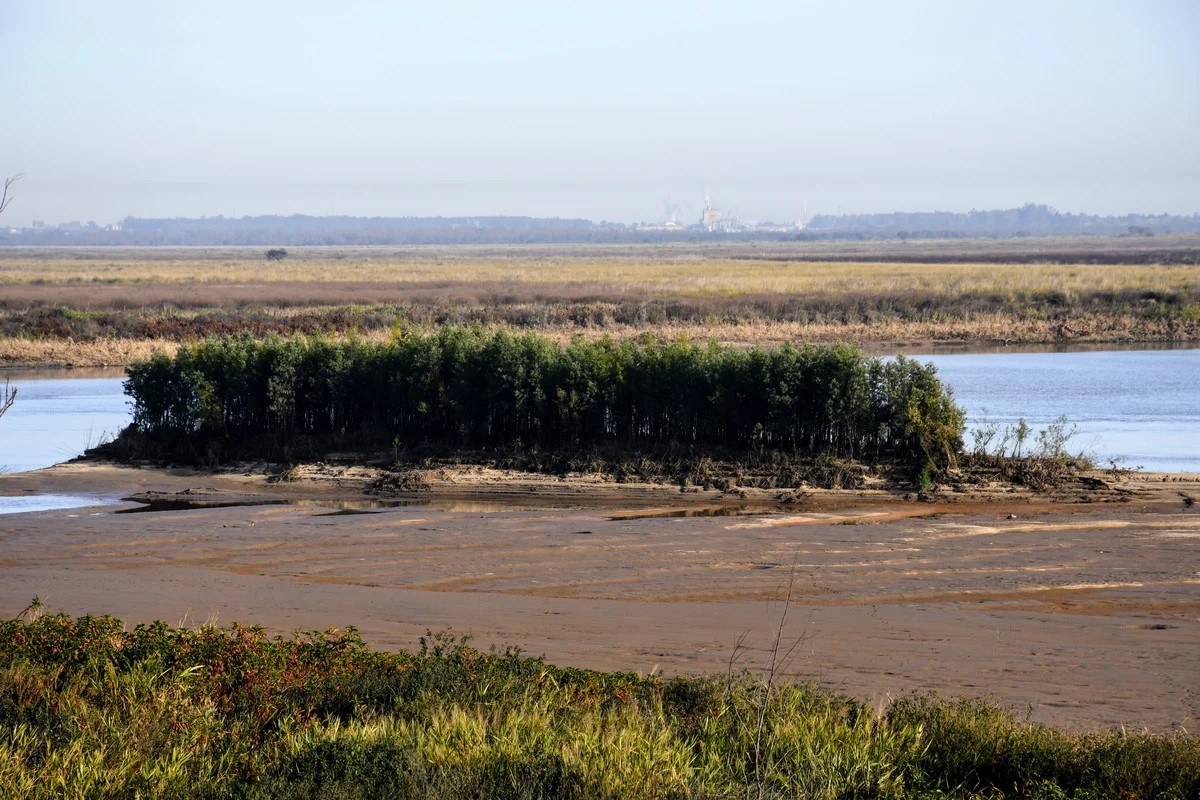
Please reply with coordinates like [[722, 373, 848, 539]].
[[724, 628, 751, 731], [0, 380, 15, 420], [753, 551, 805, 798], [0, 174, 24, 216]]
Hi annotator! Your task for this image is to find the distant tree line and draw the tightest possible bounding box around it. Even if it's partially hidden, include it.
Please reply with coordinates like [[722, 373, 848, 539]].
[[806, 203, 1200, 237], [6, 206, 1198, 247], [124, 329, 965, 473], [9, 205, 1195, 246], [2, 215, 634, 246]]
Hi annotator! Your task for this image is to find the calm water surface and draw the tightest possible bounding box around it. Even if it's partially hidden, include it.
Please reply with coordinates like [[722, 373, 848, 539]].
[[913, 348, 1199, 473], [1, 369, 129, 475]]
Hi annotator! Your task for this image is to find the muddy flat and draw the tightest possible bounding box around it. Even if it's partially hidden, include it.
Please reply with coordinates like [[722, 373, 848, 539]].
[[1, 462, 1197, 732]]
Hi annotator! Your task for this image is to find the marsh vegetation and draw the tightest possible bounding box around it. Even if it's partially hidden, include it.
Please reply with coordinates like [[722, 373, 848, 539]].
[[2, 609, 1196, 799], [2, 242, 1198, 367]]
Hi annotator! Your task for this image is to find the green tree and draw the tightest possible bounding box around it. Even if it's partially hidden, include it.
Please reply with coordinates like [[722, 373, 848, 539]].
[[123, 330, 967, 472]]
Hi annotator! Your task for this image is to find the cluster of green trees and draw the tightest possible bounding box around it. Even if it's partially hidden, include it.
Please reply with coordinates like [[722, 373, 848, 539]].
[[125, 328, 964, 471]]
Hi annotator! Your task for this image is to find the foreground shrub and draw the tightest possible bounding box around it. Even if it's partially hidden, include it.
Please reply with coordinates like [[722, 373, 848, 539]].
[[1, 611, 1197, 799], [888, 695, 1200, 799], [122, 328, 965, 474]]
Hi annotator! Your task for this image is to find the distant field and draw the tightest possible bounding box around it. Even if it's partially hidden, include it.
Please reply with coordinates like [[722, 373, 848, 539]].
[[2, 236, 1200, 290], [1, 238, 1198, 366], [3, 232, 1199, 267]]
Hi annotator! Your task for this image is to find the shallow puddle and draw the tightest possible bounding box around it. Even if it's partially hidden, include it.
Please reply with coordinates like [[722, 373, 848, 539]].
[[112, 494, 797, 518], [115, 496, 596, 515], [606, 505, 792, 521], [0, 493, 115, 515]]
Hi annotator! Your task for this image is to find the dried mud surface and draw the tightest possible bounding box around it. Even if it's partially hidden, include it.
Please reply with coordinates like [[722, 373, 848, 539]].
[[1, 461, 1197, 732]]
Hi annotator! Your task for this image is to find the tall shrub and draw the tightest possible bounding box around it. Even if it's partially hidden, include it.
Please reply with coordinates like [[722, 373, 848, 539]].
[[124, 329, 965, 471]]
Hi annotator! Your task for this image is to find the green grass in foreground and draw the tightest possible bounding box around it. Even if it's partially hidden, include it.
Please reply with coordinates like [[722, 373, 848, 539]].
[[1, 609, 1196, 799]]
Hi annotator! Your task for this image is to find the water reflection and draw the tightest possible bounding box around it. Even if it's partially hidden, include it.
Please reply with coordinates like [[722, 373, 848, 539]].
[[115, 496, 598, 514], [113, 495, 788, 517]]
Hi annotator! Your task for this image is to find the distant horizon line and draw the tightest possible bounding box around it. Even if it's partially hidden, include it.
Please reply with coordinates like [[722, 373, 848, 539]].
[[9, 202, 1200, 230]]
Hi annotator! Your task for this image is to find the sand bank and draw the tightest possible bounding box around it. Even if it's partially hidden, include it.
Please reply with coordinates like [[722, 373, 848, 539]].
[[1, 461, 1197, 732]]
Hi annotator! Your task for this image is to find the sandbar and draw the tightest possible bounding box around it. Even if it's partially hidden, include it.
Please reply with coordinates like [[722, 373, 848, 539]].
[[1, 461, 1197, 732]]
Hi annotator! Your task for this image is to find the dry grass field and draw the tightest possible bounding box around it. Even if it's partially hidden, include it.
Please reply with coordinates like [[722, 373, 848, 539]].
[[3, 244, 1198, 294], [1, 238, 1198, 366]]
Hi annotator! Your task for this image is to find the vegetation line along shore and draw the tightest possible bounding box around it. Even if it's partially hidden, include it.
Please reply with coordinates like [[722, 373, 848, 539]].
[[2, 609, 1196, 799]]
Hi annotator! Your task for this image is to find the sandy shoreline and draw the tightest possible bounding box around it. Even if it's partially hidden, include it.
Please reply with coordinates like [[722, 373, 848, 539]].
[[2, 460, 1197, 732]]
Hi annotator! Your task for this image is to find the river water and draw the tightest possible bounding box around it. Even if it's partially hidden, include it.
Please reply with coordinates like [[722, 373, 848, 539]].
[[0, 368, 128, 476], [913, 348, 1199, 473], [1, 347, 1197, 504]]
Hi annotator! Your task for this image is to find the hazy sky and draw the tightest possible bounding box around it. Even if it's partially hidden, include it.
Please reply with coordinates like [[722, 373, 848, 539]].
[[3, 0, 1198, 226]]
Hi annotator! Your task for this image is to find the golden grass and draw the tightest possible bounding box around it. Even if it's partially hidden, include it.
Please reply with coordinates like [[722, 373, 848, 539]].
[[1, 244, 1195, 366], [2, 253, 1196, 299], [0, 309, 1185, 368], [0, 337, 177, 367]]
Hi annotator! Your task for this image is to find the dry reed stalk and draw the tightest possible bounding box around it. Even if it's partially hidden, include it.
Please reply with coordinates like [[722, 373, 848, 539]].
[[6, 306, 1195, 368], [0, 337, 178, 367]]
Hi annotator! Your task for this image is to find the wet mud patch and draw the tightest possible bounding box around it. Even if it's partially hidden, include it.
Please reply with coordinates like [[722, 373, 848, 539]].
[[115, 491, 595, 515], [606, 505, 791, 521], [115, 495, 417, 514]]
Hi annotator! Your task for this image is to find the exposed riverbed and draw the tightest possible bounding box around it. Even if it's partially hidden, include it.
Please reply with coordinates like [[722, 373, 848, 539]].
[[1, 460, 1196, 732]]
